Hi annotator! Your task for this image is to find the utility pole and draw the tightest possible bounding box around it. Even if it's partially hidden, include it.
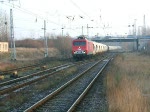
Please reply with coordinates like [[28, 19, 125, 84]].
[[10, 9, 16, 60], [82, 26, 83, 35], [4, 11, 8, 41], [43, 20, 48, 57], [62, 27, 64, 36], [138, 26, 142, 36], [142, 15, 146, 36], [87, 24, 93, 36], [87, 24, 89, 36], [1, 0, 17, 60], [134, 19, 137, 37]]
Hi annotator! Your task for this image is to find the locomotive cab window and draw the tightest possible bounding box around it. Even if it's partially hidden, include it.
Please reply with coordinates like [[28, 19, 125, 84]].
[[73, 41, 86, 46]]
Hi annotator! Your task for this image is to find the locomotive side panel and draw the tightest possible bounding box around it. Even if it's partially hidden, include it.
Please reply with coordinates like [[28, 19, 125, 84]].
[[87, 41, 93, 55]]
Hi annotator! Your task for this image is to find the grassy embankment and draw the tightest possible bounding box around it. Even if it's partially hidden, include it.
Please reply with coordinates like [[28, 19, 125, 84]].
[[0, 48, 59, 71], [106, 53, 149, 112]]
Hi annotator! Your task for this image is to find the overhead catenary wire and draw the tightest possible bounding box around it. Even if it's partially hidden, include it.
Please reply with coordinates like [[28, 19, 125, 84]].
[[68, 0, 111, 36], [69, 0, 100, 25], [69, 0, 91, 19], [1, 1, 72, 37], [1, 1, 80, 36], [1, 0, 102, 37], [0, 1, 62, 26]]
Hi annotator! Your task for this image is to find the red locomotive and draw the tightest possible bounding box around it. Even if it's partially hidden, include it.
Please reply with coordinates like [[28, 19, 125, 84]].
[[72, 35, 108, 59]]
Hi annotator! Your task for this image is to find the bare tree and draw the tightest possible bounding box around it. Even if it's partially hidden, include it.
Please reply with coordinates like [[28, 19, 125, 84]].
[[53, 36, 72, 57]]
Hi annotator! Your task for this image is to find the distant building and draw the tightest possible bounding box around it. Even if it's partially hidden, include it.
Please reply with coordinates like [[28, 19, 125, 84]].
[[0, 42, 8, 52]]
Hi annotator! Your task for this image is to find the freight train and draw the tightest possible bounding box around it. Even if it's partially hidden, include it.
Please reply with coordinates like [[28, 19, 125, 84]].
[[72, 35, 121, 59]]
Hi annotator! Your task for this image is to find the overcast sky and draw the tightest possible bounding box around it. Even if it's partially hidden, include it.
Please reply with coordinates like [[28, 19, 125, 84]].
[[1, 0, 150, 39]]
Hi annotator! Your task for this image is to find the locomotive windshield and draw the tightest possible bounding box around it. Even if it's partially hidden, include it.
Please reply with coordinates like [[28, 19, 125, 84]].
[[73, 41, 86, 46]]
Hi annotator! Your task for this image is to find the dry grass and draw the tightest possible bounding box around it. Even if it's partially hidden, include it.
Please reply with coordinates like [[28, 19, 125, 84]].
[[0, 47, 60, 71], [16, 47, 59, 59], [0, 47, 59, 61], [106, 53, 149, 112], [0, 62, 16, 71]]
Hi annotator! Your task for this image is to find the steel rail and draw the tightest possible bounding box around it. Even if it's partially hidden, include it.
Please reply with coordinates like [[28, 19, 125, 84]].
[[0, 63, 72, 87], [0, 63, 75, 95], [24, 59, 103, 112], [67, 59, 110, 112]]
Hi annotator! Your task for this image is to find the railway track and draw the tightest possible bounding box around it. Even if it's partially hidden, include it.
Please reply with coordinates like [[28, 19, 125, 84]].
[[0, 55, 103, 96], [0, 62, 76, 96], [72, 59, 110, 112], [24, 57, 111, 112]]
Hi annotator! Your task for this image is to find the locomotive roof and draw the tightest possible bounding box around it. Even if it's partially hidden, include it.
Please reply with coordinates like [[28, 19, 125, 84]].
[[73, 36, 92, 42], [77, 35, 88, 39]]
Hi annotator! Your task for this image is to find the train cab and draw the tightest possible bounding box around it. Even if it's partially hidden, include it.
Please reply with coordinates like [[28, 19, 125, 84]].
[[72, 36, 93, 58]]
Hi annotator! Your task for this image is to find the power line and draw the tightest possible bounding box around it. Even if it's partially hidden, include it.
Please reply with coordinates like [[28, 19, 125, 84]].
[[69, 0, 91, 19], [69, 0, 99, 26], [1, 1, 102, 37], [1, 1, 62, 26]]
